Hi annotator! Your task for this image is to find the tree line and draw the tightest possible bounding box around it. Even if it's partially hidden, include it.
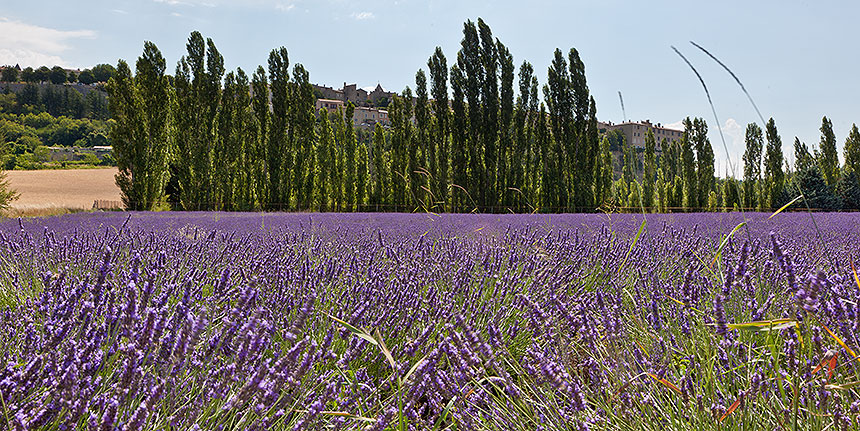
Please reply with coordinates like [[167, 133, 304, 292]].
[[107, 20, 860, 213], [110, 20, 608, 212], [1, 64, 117, 86]]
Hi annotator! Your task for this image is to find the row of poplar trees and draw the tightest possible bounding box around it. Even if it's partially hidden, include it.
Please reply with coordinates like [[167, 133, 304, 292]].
[[109, 20, 609, 212], [613, 115, 860, 212], [741, 116, 860, 211]]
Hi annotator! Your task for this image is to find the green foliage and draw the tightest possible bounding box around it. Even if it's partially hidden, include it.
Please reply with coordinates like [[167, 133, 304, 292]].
[[1, 67, 18, 82], [764, 118, 785, 210], [77, 69, 96, 85], [784, 165, 842, 210], [794, 137, 814, 173], [108, 41, 172, 210], [837, 171, 860, 210], [428, 47, 450, 209], [680, 119, 697, 210], [817, 116, 840, 187], [91, 63, 117, 83], [742, 123, 763, 209], [49, 66, 67, 84], [843, 124, 860, 177], [643, 128, 656, 210]]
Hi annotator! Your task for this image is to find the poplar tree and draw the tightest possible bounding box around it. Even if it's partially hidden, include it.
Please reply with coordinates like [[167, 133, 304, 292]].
[[458, 23, 484, 208], [818, 116, 839, 187], [570, 48, 595, 210], [478, 18, 499, 207], [428, 47, 449, 209], [233, 68, 256, 210], [215, 70, 238, 209], [356, 141, 368, 210], [680, 118, 697, 210], [643, 128, 656, 210], [267, 47, 290, 209], [525, 74, 540, 206], [794, 137, 814, 173], [414, 70, 432, 206], [844, 124, 860, 177], [108, 41, 172, 210], [371, 123, 387, 207], [315, 109, 334, 210], [764, 118, 785, 209], [692, 118, 714, 209], [292, 64, 316, 210], [544, 49, 573, 209], [389, 94, 408, 208], [742, 123, 763, 209], [343, 102, 357, 211], [250, 66, 269, 208], [400, 88, 419, 209], [513, 61, 533, 209], [497, 40, 514, 207], [537, 103, 556, 209], [449, 63, 469, 211]]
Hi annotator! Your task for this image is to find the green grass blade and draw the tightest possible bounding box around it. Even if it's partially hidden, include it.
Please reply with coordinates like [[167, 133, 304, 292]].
[[769, 195, 802, 219]]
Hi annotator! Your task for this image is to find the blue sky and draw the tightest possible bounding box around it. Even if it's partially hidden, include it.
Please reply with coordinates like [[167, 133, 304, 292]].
[[2, 0, 858, 176]]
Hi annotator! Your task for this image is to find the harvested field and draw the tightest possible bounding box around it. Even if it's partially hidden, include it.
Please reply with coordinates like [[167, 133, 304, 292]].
[[3, 168, 122, 215]]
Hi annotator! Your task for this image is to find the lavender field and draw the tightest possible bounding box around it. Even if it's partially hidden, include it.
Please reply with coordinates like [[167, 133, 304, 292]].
[[1, 211, 860, 430]]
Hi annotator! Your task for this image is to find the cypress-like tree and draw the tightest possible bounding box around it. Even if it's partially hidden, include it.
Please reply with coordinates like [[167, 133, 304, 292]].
[[233, 68, 256, 210], [215, 70, 239, 210], [267, 47, 290, 209], [742, 123, 763, 209], [544, 49, 573, 209], [497, 40, 515, 207], [389, 94, 408, 209], [315, 109, 335, 210], [250, 66, 269, 208], [536, 103, 554, 209], [478, 18, 499, 207], [680, 118, 697, 210], [764, 118, 785, 209], [794, 137, 814, 173], [428, 47, 449, 209], [291, 64, 316, 210], [570, 48, 595, 210], [356, 141, 368, 210], [513, 61, 533, 210], [414, 70, 432, 207], [843, 124, 860, 177], [692, 118, 714, 209], [597, 135, 613, 208], [643, 128, 656, 210], [371, 123, 387, 208], [343, 102, 357, 211], [108, 42, 172, 210], [400, 88, 419, 209], [458, 21, 483, 208], [818, 116, 839, 188], [449, 63, 469, 211]]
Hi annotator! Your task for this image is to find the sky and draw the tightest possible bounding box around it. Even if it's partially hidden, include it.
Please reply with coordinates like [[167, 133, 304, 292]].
[[2, 0, 858, 177]]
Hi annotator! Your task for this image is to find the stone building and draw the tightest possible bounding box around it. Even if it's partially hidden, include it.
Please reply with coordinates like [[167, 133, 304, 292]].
[[599, 120, 683, 149]]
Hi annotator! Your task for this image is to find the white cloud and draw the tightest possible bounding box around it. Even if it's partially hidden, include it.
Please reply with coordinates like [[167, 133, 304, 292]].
[[351, 11, 375, 20], [664, 120, 684, 132], [717, 118, 745, 176], [275, 2, 296, 11], [0, 18, 95, 68], [112, 9, 129, 14]]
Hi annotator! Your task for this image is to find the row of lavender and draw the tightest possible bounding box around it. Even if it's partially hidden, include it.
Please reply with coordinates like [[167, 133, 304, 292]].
[[0, 212, 858, 430]]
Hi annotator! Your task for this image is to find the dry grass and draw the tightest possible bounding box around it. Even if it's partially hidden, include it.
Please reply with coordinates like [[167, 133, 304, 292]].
[[3, 168, 122, 216]]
